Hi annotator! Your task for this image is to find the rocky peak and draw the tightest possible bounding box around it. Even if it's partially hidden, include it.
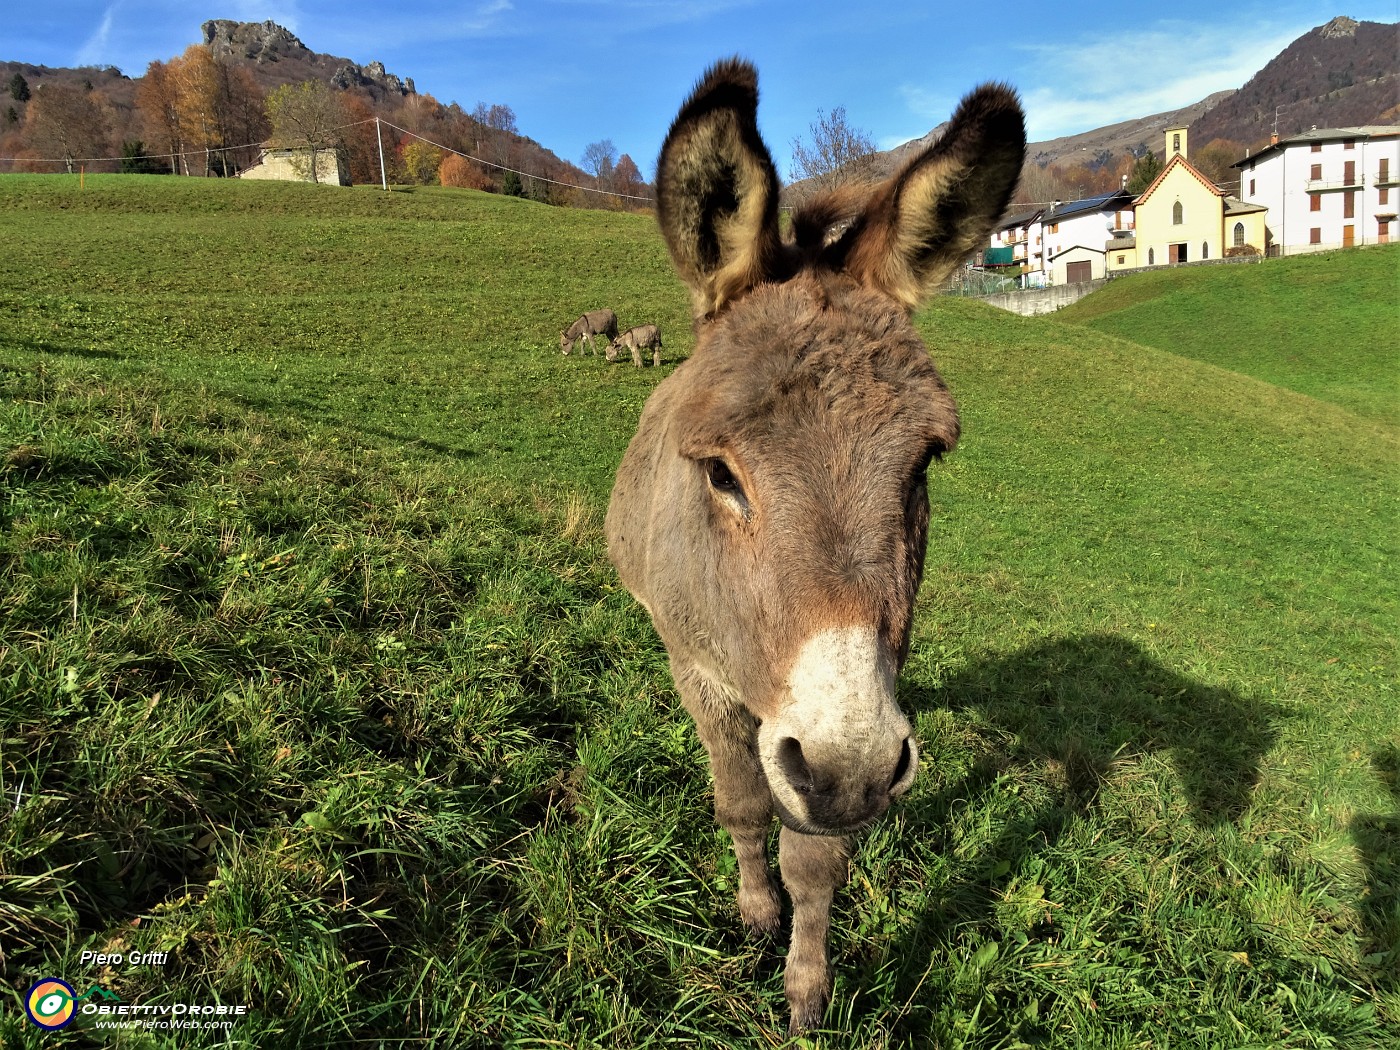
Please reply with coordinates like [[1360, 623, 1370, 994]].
[[199, 19, 414, 97], [201, 19, 310, 61], [1317, 15, 1359, 39], [331, 60, 415, 97]]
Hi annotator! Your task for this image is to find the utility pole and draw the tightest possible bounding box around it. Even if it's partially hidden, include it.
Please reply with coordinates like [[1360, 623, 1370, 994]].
[[376, 117, 388, 191]]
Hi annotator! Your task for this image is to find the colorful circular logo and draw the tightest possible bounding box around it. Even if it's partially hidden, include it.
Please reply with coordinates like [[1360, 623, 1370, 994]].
[[26, 978, 78, 1030]]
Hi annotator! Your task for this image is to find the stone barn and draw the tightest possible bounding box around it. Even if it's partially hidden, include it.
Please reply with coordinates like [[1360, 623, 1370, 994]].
[[239, 146, 351, 186]]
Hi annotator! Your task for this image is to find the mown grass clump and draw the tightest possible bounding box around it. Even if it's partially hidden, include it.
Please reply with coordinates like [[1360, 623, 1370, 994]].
[[1, 176, 1395, 1048]]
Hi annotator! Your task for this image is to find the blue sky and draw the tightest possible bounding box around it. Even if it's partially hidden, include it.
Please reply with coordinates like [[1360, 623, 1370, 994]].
[[8, 1, 1398, 179]]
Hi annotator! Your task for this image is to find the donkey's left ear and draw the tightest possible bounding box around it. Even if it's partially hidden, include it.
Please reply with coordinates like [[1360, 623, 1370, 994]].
[[836, 84, 1025, 311], [656, 58, 786, 321]]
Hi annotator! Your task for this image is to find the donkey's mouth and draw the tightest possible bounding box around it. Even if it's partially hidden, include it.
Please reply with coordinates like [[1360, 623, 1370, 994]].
[[771, 791, 892, 837]]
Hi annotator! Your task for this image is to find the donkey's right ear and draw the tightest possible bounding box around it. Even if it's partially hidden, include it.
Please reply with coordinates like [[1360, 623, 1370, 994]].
[[656, 59, 786, 321]]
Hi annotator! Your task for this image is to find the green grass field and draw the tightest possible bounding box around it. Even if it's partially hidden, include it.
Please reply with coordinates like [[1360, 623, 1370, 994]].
[[1, 174, 1396, 1049], [1056, 249, 1400, 427]]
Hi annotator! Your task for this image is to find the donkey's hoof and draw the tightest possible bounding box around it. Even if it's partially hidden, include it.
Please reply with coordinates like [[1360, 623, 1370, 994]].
[[739, 883, 782, 936], [784, 963, 832, 1036], [786, 1000, 828, 1037]]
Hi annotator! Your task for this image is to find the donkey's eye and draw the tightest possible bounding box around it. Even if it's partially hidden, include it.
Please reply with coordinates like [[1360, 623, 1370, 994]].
[[705, 458, 743, 497]]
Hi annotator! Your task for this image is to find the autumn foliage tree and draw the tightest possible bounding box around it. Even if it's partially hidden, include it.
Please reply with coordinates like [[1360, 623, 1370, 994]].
[[402, 140, 442, 184], [440, 152, 493, 191], [135, 47, 267, 175], [1192, 138, 1247, 187], [136, 60, 184, 173], [172, 45, 223, 175], [25, 83, 109, 173], [613, 154, 648, 207]]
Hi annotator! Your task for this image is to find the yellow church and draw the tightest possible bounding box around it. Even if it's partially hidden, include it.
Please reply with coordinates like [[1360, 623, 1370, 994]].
[[1107, 127, 1268, 272]]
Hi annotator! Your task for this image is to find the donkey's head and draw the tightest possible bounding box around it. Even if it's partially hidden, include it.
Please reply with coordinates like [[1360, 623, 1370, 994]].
[[607, 60, 1024, 836]]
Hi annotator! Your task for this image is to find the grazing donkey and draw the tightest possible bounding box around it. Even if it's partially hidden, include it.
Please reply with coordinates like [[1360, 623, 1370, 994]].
[[606, 323, 663, 367], [560, 308, 618, 355], [605, 60, 1024, 1033]]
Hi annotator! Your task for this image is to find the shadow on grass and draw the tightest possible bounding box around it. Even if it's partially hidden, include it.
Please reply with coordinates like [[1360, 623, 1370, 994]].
[[843, 633, 1286, 1036], [1353, 746, 1398, 991], [913, 632, 1283, 827], [2, 336, 123, 360]]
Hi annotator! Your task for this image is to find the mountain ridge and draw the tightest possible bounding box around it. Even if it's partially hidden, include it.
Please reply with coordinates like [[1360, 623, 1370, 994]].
[[876, 16, 1396, 192]]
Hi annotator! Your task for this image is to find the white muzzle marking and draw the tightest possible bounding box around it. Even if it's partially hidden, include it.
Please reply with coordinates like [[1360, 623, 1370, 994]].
[[759, 625, 917, 830]]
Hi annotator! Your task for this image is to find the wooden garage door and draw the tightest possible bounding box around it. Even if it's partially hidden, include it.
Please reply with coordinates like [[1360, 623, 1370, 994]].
[[1066, 261, 1093, 283]]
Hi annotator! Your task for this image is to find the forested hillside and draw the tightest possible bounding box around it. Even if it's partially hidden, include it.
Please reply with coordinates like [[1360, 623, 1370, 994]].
[[0, 20, 647, 207]]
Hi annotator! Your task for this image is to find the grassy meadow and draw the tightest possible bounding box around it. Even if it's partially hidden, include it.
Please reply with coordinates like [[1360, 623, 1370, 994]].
[[1056, 248, 1399, 427], [0, 173, 1396, 1049]]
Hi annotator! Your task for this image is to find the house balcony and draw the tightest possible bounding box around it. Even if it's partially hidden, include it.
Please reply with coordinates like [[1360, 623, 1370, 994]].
[[1306, 177, 1364, 192], [1374, 173, 1400, 188]]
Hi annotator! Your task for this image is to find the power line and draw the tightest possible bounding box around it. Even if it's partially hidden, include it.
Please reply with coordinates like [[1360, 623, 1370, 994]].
[[1, 115, 655, 205], [374, 118, 653, 203]]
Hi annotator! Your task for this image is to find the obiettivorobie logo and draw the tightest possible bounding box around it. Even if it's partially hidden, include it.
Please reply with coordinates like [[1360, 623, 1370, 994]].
[[24, 976, 251, 1033], [25, 978, 120, 1030]]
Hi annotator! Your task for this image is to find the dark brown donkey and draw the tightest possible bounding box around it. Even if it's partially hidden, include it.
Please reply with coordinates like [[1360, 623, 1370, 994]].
[[605, 60, 1024, 1034]]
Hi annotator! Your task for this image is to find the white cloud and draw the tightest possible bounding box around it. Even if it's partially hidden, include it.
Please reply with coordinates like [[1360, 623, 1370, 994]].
[[1013, 19, 1306, 140], [895, 18, 1311, 145], [74, 3, 119, 66], [461, 0, 514, 33]]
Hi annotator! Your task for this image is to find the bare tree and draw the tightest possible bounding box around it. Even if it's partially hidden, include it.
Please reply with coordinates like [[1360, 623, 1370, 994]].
[[789, 106, 876, 197], [581, 138, 618, 194], [213, 62, 268, 174], [471, 101, 517, 173]]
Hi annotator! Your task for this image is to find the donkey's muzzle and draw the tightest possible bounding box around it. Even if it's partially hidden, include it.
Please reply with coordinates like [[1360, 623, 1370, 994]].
[[762, 624, 920, 832], [771, 733, 919, 833]]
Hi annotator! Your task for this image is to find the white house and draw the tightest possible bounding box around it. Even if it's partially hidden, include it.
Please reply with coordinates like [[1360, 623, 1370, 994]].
[[985, 208, 1044, 287], [1233, 126, 1399, 254], [1036, 189, 1135, 284]]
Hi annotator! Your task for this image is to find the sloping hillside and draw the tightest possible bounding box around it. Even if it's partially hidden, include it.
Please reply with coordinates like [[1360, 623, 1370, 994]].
[[1055, 246, 1400, 426]]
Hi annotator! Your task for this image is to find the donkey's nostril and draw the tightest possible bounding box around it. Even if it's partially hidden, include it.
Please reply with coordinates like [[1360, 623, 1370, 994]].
[[776, 736, 814, 795], [888, 737, 917, 796]]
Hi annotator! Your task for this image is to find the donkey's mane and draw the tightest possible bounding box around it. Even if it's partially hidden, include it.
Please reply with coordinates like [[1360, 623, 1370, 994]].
[[788, 184, 871, 263]]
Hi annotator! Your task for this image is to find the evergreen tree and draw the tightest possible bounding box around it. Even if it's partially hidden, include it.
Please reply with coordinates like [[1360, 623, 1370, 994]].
[[120, 140, 167, 175], [1126, 151, 1164, 194], [9, 73, 30, 102]]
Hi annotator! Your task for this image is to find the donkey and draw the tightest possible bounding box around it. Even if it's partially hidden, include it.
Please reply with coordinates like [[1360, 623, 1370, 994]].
[[560, 308, 618, 355], [605, 60, 1024, 1033], [606, 323, 663, 367]]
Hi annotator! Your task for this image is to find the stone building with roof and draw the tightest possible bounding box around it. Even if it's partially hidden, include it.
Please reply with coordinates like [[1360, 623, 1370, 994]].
[[239, 145, 351, 187]]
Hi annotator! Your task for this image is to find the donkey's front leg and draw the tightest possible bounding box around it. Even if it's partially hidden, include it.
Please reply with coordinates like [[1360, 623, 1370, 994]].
[[778, 827, 852, 1034], [688, 704, 783, 935]]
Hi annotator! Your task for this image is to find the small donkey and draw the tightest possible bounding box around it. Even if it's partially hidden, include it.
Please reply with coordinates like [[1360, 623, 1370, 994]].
[[560, 308, 618, 355], [606, 324, 663, 367], [605, 60, 1024, 1033]]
